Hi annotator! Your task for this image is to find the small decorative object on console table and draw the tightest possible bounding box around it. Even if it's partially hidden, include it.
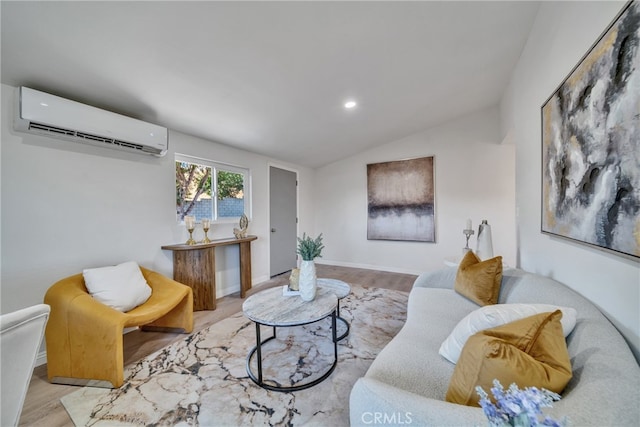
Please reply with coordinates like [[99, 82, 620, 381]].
[[233, 214, 249, 239], [184, 216, 196, 245], [463, 218, 475, 254], [476, 379, 564, 427], [296, 233, 324, 302], [201, 218, 211, 244]]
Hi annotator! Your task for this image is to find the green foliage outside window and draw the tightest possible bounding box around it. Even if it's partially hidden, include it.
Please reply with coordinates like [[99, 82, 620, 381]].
[[217, 170, 244, 200], [176, 160, 246, 221]]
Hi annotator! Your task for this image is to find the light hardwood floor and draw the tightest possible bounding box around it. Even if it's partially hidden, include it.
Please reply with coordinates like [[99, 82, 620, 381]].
[[18, 265, 417, 426]]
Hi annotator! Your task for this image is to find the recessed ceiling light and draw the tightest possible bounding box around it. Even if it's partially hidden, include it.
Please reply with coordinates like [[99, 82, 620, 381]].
[[344, 101, 357, 109]]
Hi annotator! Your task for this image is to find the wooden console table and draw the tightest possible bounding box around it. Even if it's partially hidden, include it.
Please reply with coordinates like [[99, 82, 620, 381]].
[[161, 235, 257, 311]]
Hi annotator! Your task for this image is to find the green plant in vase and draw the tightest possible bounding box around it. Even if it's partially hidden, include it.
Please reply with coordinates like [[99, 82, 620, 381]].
[[296, 233, 324, 301], [296, 233, 324, 260]]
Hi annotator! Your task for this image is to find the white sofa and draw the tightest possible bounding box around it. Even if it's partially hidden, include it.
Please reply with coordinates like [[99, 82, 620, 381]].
[[350, 267, 640, 426], [1, 304, 50, 427]]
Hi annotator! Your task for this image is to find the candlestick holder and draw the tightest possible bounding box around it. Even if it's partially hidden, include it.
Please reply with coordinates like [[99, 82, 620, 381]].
[[201, 221, 211, 244], [186, 226, 196, 245], [184, 216, 196, 245], [463, 228, 475, 254]]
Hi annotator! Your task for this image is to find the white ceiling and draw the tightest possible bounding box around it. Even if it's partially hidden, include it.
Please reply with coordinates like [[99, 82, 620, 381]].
[[1, 1, 539, 168]]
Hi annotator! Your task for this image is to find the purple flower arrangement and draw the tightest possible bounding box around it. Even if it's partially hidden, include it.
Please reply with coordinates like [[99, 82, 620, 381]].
[[476, 380, 565, 427]]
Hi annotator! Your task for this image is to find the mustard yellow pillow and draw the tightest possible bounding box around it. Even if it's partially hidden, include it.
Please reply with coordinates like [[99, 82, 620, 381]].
[[445, 310, 572, 407], [454, 251, 503, 306]]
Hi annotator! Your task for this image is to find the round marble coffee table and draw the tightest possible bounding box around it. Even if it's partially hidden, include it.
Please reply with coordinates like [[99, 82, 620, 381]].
[[317, 278, 351, 340], [242, 286, 338, 392]]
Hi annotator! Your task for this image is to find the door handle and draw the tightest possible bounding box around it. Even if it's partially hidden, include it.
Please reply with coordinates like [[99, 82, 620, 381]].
[[271, 228, 276, 233]]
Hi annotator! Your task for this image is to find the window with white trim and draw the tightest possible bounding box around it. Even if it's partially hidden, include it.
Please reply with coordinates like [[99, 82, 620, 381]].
[[175, 154, 250, 222]]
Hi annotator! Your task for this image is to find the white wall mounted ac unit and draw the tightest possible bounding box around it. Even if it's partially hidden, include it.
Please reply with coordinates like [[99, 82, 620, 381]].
[[15, 87, 168, 157]]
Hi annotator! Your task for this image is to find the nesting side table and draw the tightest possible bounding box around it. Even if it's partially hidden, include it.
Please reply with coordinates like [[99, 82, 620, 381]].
[[317, 278, 351, 340], [242, 286, 338, 392]]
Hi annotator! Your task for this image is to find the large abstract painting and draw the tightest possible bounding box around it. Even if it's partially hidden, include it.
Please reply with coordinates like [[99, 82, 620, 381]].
[[367, 156, 435, 242], [541, 0, 640, 259]]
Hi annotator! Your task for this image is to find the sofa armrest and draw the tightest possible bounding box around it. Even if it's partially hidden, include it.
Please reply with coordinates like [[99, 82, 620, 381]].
[[412, 266, 457, 290], [350, 377, 485, 427]]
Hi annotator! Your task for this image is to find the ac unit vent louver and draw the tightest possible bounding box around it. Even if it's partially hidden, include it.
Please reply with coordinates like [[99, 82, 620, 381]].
[[27, 122, 157, 153], [15, 87, 168, 157]]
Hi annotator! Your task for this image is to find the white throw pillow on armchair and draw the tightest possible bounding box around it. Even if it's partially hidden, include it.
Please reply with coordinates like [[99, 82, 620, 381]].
[[439, 303, 577, 364], [83, 261, 152, 312]]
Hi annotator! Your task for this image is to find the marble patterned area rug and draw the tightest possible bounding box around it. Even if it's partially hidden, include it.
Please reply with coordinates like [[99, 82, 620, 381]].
[[61, 285, 408, 426]]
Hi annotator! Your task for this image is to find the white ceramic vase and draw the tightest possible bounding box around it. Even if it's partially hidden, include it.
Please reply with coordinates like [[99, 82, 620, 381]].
[[299, 260, 317, 301], [476, 220, 494, 260]]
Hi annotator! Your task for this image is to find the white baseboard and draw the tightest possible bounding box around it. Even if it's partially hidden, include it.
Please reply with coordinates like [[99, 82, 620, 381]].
[[35, 350, 47, 367], [217, 281, 239, 298], [218, 275, 270, 297], [315, 259, 423, 276], [251, 274, 271, 286]]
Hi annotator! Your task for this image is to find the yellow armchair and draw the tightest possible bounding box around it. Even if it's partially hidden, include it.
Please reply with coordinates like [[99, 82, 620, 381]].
[[44, 267, 193, 388]]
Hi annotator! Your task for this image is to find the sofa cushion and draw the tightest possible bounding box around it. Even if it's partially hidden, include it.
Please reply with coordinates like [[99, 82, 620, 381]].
[[83, 261, 152, 312], [454, 251, 503, 306], [445, 310, 572, 407], [439, 303, 577, 364]]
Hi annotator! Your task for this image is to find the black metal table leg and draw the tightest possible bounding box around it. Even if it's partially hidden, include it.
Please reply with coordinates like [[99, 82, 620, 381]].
[[246, 323, 277, 387], [335, 300, 350, 341], [246, 310, 339, 392], [255, 322, 262, 384]]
